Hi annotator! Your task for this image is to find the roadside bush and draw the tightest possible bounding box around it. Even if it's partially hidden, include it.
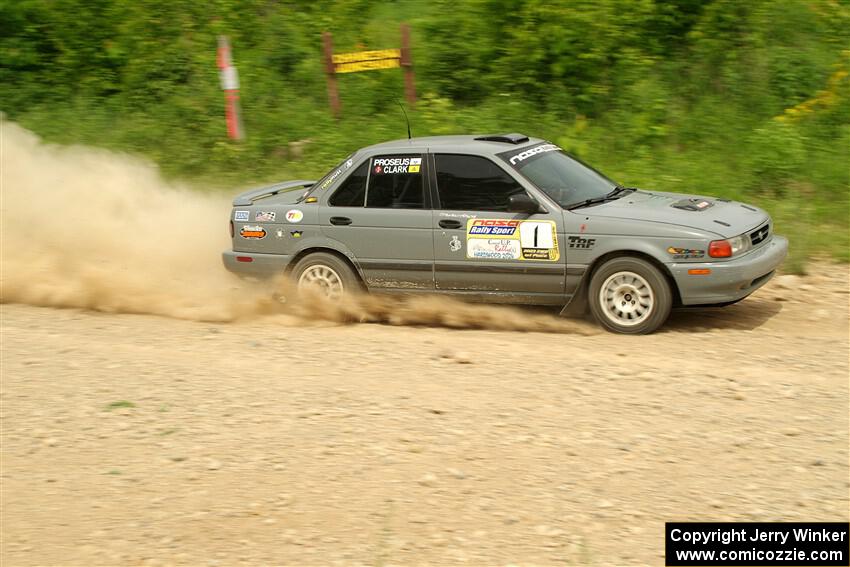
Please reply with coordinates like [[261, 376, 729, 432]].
[[745, 120, 807, 196]]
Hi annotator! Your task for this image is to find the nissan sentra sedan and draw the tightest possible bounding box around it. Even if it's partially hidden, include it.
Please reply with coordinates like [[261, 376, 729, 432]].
[[223, 133, 788, 334]]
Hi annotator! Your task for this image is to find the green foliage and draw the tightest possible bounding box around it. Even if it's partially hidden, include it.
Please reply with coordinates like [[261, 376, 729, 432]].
[[746, 120, 807, 196], [1, 0, 848, 263], [104, 400, 136, 410]]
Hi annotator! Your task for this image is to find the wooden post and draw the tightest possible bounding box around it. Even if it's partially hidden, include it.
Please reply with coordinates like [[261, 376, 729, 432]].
[[217, 36, 244, 140], [400, 24, 416, 107], [322, 32, 341, 118]]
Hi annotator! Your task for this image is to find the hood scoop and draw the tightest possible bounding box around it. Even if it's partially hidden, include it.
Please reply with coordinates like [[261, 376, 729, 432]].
[[671, 197, 714, 212]]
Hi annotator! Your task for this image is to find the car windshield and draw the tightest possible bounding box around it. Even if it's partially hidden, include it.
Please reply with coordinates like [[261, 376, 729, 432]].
[[500, 144, 617, 208]]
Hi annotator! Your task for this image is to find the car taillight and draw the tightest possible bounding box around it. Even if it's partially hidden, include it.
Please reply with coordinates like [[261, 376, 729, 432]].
[[708, 240, 732, 258], [229, 220, 234, 237]]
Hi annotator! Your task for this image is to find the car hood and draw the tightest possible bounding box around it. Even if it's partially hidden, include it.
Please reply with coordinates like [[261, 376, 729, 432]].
[[581, 190, 769, 237]]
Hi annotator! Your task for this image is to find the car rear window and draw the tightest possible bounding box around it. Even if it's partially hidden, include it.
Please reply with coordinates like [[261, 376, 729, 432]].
[[328, 162, 368, 206], [366, 155, 425, 209]]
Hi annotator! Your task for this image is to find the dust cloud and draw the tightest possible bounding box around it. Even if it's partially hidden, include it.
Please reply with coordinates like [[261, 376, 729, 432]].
[[0, 121, 594, 333], [0, 120, 275, 322]]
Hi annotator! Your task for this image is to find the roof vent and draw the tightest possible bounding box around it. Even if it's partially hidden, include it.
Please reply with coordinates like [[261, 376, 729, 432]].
[[474, 133, 529, 144]]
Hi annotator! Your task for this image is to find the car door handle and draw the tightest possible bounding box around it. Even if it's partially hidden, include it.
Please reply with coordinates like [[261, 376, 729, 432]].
[[438, 219, 463, 229], [329, 216, 352, 226]]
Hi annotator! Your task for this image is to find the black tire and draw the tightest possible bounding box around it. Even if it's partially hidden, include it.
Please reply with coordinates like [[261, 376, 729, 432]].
[[290, 252, 361, 299], [588, 256, 672, 334]]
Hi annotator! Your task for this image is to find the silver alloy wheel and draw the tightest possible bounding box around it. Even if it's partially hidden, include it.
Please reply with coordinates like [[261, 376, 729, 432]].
[[598, 271, 655, 327], [298, 264, 345, 299]]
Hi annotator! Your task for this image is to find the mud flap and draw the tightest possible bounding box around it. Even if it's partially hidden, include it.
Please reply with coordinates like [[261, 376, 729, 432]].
[[559, 272, 590, 318]]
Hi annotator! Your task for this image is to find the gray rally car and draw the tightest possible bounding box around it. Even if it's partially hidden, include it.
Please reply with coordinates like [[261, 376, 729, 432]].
[[223, 133, 788, 334]]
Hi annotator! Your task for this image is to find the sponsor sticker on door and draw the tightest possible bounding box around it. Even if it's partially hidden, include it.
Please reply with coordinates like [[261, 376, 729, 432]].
[[466, 219, 559, 261], [240, 225, 266, 239], [467, 239, 520, 260]]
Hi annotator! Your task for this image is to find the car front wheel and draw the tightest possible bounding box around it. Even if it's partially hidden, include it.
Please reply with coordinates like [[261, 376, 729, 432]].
[[588, 257, 672, 334]]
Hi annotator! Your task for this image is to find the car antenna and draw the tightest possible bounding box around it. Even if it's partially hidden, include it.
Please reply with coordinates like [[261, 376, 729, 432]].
[[396, 100, 412, 140]]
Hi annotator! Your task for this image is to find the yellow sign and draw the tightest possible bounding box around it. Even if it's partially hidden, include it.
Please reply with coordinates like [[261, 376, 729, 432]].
[[333, 49, 401, 74]]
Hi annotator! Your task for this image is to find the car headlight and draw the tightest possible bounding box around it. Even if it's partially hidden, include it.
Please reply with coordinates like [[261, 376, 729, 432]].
[[708, 233, 751, 258]]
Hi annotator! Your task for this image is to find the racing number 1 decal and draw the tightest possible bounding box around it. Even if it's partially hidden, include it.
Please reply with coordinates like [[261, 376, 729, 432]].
[[466, 219, 560, 261]]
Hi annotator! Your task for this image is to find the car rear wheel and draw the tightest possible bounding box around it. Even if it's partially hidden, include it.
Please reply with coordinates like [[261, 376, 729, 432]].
[[291, 252, 360, 300], [588, 257, 672, 334]]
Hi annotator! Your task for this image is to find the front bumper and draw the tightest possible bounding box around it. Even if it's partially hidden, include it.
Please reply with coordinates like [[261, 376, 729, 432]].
[[669, 235, 789, 306], [222, 250, 293, 278]]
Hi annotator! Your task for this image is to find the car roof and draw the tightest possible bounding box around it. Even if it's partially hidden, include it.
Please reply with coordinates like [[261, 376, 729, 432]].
[[360, 134, 546, 156]]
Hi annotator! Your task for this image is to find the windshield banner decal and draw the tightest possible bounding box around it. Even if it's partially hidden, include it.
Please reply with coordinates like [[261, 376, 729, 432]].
[[506, 143, 559, 165], [497, 142, 561, 168]]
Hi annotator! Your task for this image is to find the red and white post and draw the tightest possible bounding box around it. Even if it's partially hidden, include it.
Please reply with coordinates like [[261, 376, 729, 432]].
[[217, 36, 244, 140]]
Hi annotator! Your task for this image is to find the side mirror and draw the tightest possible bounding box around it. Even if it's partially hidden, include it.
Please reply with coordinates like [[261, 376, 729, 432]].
[[508, 193, 542, 214]]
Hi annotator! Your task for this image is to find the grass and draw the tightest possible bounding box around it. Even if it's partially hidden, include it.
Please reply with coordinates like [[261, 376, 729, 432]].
[[769, 202, 847, 275], [104, 400, 136, 411]]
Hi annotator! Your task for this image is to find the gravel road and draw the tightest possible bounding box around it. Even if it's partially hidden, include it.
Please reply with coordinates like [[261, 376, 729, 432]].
[[1, 266, 848, 566]]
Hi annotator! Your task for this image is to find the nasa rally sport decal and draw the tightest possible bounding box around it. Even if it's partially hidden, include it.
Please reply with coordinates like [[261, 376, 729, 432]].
[[466, 219, 560, 261]]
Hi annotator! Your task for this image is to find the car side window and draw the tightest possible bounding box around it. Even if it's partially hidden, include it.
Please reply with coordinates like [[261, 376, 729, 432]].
[[434, 154, 527, 211], [366, 155, 425, 209], [329, 162, 368, 207]]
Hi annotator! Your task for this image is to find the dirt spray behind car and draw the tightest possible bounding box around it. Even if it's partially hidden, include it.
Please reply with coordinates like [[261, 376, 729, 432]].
[[0, 121, 594, 334]]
